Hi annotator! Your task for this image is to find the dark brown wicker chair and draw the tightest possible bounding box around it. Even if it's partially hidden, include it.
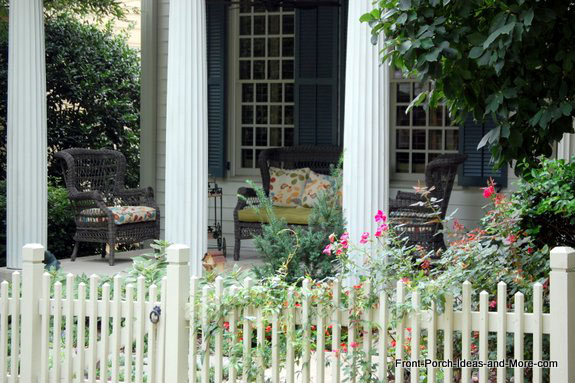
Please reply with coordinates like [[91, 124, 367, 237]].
[[389, 153, 467, 253], [55, 148, 160, 265], [233, 146, 342, 260]]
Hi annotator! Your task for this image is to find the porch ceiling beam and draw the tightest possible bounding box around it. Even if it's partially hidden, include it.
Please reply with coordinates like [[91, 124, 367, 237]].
[[164, 0, 208, 275], [343, 0, 390, 262], [6, 0, 48, 269]]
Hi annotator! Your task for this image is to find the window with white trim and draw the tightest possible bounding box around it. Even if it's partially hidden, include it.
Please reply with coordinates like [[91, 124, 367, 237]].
[[235, 5, 295, 171], [391, 69, 460, 178]]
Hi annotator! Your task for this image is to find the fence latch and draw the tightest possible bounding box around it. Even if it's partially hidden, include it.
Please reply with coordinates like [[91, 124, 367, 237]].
[[149, 305, 161, 324]]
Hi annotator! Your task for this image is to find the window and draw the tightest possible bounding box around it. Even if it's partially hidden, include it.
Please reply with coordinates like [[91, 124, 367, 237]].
[[235, 5, 295, 170], [391, 70, 459, 178]]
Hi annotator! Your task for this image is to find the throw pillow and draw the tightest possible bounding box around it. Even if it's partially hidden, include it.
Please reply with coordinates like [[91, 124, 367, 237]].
[[269, 167, 310, 207], [302, 170, 336, 208]]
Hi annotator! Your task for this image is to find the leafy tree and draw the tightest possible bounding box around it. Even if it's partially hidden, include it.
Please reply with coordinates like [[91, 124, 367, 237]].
[[0, 15, 141, 185], [361, 0, 575, 171]]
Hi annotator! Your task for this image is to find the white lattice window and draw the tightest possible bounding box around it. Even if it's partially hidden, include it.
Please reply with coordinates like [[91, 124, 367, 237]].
[[234, 5, 295, 171], [391, 70, 460, 178]]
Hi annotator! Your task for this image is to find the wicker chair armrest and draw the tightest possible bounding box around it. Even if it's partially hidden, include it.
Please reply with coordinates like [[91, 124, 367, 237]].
[[68, 190, 106, 202], [115, 187, 157, 207], [235, 187, 260, 211]]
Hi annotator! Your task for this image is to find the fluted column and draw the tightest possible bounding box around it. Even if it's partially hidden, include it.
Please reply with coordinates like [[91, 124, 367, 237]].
[[164, 0, 208, 275], [558, 129, 575, 161], [7, 0, 48, 269], [343, 0, 390, 254]]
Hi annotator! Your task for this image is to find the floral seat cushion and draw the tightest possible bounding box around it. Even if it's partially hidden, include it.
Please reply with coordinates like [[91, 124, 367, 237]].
[[79, 206, 157, 225]]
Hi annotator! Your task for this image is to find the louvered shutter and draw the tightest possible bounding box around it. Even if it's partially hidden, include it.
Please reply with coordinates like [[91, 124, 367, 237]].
[[458, 115, 507, 187], [295, 6, 339, 145], [207, 3, 227, 177]]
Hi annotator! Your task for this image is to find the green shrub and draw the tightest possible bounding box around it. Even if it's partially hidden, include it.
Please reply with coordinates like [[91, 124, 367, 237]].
[[514, 157, 575, 248], [0, 15, 141, 186], [252, 167, 345, 283]]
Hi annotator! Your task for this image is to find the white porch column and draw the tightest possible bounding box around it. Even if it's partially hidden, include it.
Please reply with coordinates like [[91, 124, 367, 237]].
[[343, 1, 390, 250], [164, 0, 208, 275], [557, 129, 575, 161], [6, 0, 48, 269]]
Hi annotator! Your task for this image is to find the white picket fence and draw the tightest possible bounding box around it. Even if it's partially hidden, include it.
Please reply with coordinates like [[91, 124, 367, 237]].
[[2, 244, 575, 382]]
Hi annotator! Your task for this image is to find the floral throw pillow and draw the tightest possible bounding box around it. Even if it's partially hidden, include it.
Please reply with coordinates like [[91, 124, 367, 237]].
[[301, 171, 336, 208], [269, 167, 310, 207]]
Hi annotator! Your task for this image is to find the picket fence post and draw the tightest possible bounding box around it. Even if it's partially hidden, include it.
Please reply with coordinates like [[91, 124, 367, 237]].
[[20, 244, 44, 383], [164, 244, 190, 383], [550, 246, 575, 382]]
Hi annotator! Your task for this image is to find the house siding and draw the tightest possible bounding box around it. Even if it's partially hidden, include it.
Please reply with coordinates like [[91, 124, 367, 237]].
[[151, 0, 514, 255]]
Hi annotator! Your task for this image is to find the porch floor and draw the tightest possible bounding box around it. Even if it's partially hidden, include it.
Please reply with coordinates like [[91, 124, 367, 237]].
[[0, 247, 264, 281]]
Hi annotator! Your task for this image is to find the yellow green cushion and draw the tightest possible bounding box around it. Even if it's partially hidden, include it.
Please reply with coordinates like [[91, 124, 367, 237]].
[[238, 206, 312, 225]]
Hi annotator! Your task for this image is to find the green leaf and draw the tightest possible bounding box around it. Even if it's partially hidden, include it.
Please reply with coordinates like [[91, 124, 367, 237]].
[[398, 0, 411, 11], [560, 102, 573, 116], [483, 22, 516, 49], [523, 9, 534, 27], [469, 46, 484, 59]]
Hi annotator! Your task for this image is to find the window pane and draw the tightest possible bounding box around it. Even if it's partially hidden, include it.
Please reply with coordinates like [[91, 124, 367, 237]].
[[256, 127, 267, 146], [253, 16, 266, 35], [412, 129, 426, 150], [282, 37, 294, 57], [396, 129, 410, 149], [242, 127, 254, 146], [396, 153, 409, 173], [239, 61, 251, 80], [429, 108, 443, 126], [282, 60, 294, 79], [270, 128, 282, 146], [268, 15, 280, 34], [241, 149, 254, 168], [256, 105, 268, 124], [396, 106, 410, 126], [412, 153, 426, 173], [270, 83, 282, 102], [253, 38, 265, 57], [268, 60, 280, 80], [242, 106, 253, 124], [256, 84, 268, 102], [284, 84, 294, 102], [242, 84, 254, 102], [445, 130, 459, 150], [239, 39, 251, 58], [268, 38, 280, 57], [253, 60, 265, 79], [284, 105, 294, 125], [270, 105, 282, 124], [397, 83, 411, 103], [284, 128, 294, 146], [413, 107, 427, 126], [282, 15, 294, 34], [429, 130, 442, 150], [240, 16, 251, 35]]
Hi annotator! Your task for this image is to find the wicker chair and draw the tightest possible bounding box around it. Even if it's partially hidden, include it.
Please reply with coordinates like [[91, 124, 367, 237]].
[[389, 153, 467, 253], [233, 146, 342, 260], [55, 148, 160, 265]]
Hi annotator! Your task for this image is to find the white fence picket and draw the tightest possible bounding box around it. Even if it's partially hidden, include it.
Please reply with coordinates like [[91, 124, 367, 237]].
[[101, 283, 111, 383], [10, 272, 20, 383], [229, 285, 239, 383], [427, 301, 437, 383], [442, 295, 453, 383], [64, 274, 75, 383], [362, 281, 372, 382], [41, 273, 51, 383], [111, 275, 122, 383], [52, 282, 62, 383], [0, 281, 9, 380], [301, 279, 311, 383], [135, 276, 146, 383], [285, 286, 295, 383], [147, 284, 158, 383], [331, 279, 342, 383], [241, 278, 253, 383], [497, 282, 507, 383], [395, 281, 405, 383], [77, 282, 87, 383], [514, 292, 525, 383], [410, 291, 420, 383], [201, 285, 210, 383], [533, 282, 543, 383], [377, 291, 388, 383], [479, 291, 489, 383], [189, 276, 199, 383], [461, 281, 472, 382], [124, 284, 135, 383], [88, 275, 100, 383], [214, 277, 224, 383]]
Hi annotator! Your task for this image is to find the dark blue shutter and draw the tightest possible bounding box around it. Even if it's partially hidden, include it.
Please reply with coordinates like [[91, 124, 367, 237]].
[[295, 6, 339, 145], [207, 3, 227, 177], [458, 115, 507, 187]]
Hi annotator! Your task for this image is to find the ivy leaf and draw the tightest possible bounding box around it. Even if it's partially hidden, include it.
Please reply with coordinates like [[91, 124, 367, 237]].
[[523, 9, 534, 27], [469, 46, 484, 59], [560, 102, 572, 116]]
